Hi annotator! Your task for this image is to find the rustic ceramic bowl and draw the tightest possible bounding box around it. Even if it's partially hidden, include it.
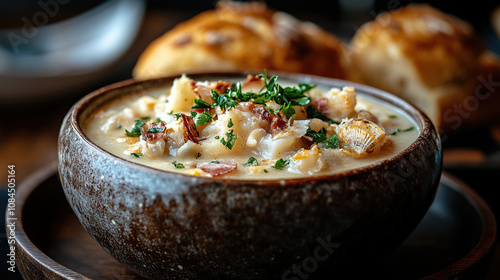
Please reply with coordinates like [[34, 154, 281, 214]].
[[57, 72, 442, 280]]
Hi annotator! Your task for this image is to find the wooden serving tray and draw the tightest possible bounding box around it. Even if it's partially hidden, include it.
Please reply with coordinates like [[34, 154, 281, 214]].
[[12, 165, 497, 279]]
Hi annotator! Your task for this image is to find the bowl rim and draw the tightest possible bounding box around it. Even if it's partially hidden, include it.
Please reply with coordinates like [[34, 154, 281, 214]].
[[64, 70, 441, 185]]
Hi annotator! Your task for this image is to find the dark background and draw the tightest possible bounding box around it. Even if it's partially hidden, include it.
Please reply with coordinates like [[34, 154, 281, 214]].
[[1, 0, 498, 28]]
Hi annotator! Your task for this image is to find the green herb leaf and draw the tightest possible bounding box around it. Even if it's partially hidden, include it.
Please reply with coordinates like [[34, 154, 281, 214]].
[[125, 120, 145, 137], [192, 98, 211, 109], [326, 134, 339, 148], [207, 71, 314, 119], [227, 118, 234, 128], [282, 102, 296, 119], [220, 130, 237, 150], [212, 90, 238, 111], [244, 157, 259, 166], [196, 111, 212, 126], [196, 152, 202, 159], [147, 126, 165, 134], [131, 153, 143, 158], [292, 96, 312, 106], [147, 127, 163, 134], [390, 126, 414, 135], [273, 158, 290, 170], [172, 161, 185, 169], [173, 113, 182, 120], [305, 127, 328, 143], [305, 105, 338, 124]]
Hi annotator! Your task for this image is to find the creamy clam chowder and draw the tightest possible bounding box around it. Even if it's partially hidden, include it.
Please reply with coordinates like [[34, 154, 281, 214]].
[[85, 73, 418, 179]]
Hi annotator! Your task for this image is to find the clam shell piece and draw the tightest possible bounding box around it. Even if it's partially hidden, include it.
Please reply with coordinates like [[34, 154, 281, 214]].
[[337, 118, 386, 155]]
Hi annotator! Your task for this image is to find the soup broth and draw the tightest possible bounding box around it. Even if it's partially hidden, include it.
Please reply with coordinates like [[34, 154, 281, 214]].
[[85, 74, 418, 179]]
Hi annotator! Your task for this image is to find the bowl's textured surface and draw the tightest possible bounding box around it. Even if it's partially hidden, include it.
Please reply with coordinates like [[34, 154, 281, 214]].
[[58, 73, 442, 280]]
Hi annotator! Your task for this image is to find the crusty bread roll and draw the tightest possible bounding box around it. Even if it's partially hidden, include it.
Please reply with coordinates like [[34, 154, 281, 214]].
[[133, 1, 352, 80], [350, 4, 500, 135], [493, 6, 500, 37]]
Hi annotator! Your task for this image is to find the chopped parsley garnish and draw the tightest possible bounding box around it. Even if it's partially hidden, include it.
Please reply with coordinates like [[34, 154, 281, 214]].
[[254, 71, 314, 118], [306, 127, 328, 143], [212, 89, 239, 111], [388, 115, 398, 119], [191, 70, 315, 119], [196, 111, 212, 126], [220, 130, 237, 150], [305, 127, 339, 149], [196, 152, 202, 159], [140, 116, 150, 120], [131, 153, 143, 158], [273, 158, 290, 170], [147, 127, 165, 134], [390, 126, 414, 135], [155, 117, 166, 123], [244, 157, 259, 166], [210, 160, 219, 164], [305, 106, 338, 124], [326, 134, 339, 148], [172, 161, 185, 169], [125, 120, 145, 137], [173, 113, 182, 120], [227, 118, 234, 128], [192, 98, 211, 109]]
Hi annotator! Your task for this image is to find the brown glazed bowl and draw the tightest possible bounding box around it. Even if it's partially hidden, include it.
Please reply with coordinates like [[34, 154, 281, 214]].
[[57, 72, 442, 280]]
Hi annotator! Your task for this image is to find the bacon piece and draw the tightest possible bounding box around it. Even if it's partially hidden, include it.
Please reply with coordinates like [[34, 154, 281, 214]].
[[310, 97, 330, 116], [192, 84, 212, 104], [237, 101, 288, 135], [252, 105, 288, 134], [180, 114, 202, 143], [271, 117, 288, 132], [235, 101, 255, 111], [213, 81, 231, 94], [253, 105, 271, 121], [140, 121, 167, 141], [192, 81, 231, 104], [241, 75, 265, 92], [197, 160, 237, 177]]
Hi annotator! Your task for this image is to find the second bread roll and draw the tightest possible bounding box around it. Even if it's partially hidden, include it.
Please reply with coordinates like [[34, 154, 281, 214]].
[[350, 4, 500, 135]]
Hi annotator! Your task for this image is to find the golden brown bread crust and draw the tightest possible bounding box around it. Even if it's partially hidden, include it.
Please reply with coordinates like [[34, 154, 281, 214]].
[[493, 6, 500, 38], [351, 4, 484, 88], [133, 1, 351, 80], [350, 4, 500, 135]]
